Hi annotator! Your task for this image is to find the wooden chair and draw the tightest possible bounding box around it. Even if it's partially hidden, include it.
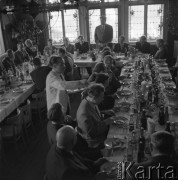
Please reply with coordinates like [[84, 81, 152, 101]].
[[31, 90, 47, 128], [1, 109, 26, 151], [19, 99, 36, 140]]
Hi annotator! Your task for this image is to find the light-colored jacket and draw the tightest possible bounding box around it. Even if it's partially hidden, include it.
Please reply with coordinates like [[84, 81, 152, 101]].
[[46, 70, 70, 114]]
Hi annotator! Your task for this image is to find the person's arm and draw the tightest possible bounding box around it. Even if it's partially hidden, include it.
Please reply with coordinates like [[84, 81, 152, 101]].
[[79, 113, 108, 138]]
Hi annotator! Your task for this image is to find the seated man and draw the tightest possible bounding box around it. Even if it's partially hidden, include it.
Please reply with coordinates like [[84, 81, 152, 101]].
[[58, 47, 73, 81], [14, 42, 30, 66], [2, 49, 16, 75], [75, 35, 89, 54], [154, 39, 168, 60], [46, 56, 70, 115], [135, 35, 150, 54], [46, 125, 107, 180], [30, 57, 51, 92], [128, 131, 178, 180], [47, 103, 75, 146], [77, 84, 113, 149], [113, 35, 129, 53], [43, 38, 57, 57], [62, 37, 74, 54], [75, 35, 91, 76]]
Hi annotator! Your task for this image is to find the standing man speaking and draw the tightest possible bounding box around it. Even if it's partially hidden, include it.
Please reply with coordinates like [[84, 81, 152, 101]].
[[94, 15, 113, 49]]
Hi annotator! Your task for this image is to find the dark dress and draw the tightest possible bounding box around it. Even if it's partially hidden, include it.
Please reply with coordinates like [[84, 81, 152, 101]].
[[2, 57, 16, 75], [14, 50, 30, 66], [113, 43, 129, 53], [46, 145, 94, 180], [154, 47, 168, 60], [75, 42, 89, 54], [135, 41, 151, 54], [30, 66, 51, 92]]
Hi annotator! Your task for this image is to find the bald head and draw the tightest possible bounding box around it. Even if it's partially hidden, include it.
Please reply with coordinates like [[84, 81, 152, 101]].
[[151, 131, 174, 155], [56, 125, 77, 151]]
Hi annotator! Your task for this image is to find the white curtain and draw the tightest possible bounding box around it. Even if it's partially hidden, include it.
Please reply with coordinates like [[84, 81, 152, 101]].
[[0, 20, 5, 55]]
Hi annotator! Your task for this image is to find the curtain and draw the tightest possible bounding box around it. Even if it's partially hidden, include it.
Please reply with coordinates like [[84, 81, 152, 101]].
[[0, 20, 5, 55]]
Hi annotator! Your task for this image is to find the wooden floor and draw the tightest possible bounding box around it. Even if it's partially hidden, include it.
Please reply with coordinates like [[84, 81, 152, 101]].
[[1, 92, 82, 180]]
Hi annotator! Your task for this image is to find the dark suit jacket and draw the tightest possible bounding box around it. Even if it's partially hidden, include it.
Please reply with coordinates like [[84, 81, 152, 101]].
[[113, 43, 129, 53], [2, 57, 16, 75], [135, 42, 151, 54], [14, 50, 30, 66], [154, 47, 168, 60], [77, 98, 109, 148], [46, 145, 93, 180], [30, 66, 51, 91], [61, 44, 74, 54], [75, 42, 89, 54], [25, 47, 37, 58], [47, 122, 64, 146], [128, 155, 178, 180], [95, 24, 113, 44]]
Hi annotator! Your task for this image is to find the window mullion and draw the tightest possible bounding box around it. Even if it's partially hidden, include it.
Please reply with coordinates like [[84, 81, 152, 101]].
[[61, 10, 65, 38], [144, 3, 147, 37]]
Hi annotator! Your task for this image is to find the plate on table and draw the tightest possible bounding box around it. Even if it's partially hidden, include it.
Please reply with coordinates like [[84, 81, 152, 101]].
[[162, 76, 172, 82], [12, 88, 24, 93], [159, 63, 167, 67], [0, 98, 13, 104], [100, 161, 118, 178], [118, 90, 132, 96], [24, 80, 33, 84], [156, 59, 166, 63], [80, 56, 87, 60], [160, 69, 169, 74], [166, 91, 176, 97]]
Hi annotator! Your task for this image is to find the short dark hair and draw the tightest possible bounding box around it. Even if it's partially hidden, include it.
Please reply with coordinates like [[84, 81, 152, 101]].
[[50, 56, 63, 66], [7, 49, 13, 55], [48, 103, 64, 123], [151, 131, 175, 154], [33, 57, 41, 66], [102, 50, 111, 59], [157, 39, 164, 45], [82, 83, 105, 99], [102, 47, 111, 53], [95, 73, 109, 85], [48, 39, 52, 42], [93, 62, 106, 73], [58, 48, 66, 55]]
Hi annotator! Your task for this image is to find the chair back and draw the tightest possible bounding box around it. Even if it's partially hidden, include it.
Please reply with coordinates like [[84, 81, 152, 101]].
[[32, 90, 47, 109], [19, 99, 32, 125], [6, 109, 23, 136]]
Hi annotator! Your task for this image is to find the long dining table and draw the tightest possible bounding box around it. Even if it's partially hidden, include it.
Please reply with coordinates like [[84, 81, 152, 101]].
[[101, 55, 178, 179], [0, 81, 35, 122]]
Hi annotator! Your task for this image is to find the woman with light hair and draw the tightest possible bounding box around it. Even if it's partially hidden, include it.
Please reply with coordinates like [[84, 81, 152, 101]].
[[113, 35, 129, 53], [25, 39, 38, 58]]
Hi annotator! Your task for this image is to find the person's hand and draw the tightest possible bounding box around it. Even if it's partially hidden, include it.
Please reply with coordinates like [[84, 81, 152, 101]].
[[102, 109, 115, 116], [94, 157, 108, 167], [104, 117, 114, 125]]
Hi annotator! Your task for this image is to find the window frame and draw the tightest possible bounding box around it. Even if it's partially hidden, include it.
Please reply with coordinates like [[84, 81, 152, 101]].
[[128, 0, 166, 43], [48, 7, 80, 45]]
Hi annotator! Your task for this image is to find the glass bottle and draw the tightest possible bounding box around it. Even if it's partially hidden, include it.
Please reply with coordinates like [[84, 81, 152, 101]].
[[129, 114, 134, 132], [158, 106, 165, 126], [137, 128, 145, 163], [141, 109, 147, 130]]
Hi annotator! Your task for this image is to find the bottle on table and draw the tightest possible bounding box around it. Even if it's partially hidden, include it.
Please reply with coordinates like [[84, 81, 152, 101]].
[[165, 106, 169, 122], [158, 106, 165, 126], [165, 121, 171, 132], [137, 128, 145, 163], [124, 48, 127, 57], [147, 86, 152, 103], [129, 114, 134, 132], [141, 109, 147, 130]]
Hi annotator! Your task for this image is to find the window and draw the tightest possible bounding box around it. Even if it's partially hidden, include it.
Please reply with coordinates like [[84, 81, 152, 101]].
[[129, 5, 144, 42], [64, 9, 79, 43], [105, 8, 118, 43], [128, 4, 164, 42], [104, 0, 119, 2], [0, 21, 5, 55], [89, 9, 100, 44], [49, 11, 63, 44], [147, 4, 164, 41]]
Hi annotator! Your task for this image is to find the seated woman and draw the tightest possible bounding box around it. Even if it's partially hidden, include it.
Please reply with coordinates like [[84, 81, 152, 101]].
[[25, 39, 38, 58], [47, 103, 76, 146], [113, 35, 129, 53], [104, 55, 121, 94], [154, 39, 168, 60], [76, 84, 113, 149], [135, 35, 150, 54], [62, 37, 74, 54], [94, 73, 115, 111]]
